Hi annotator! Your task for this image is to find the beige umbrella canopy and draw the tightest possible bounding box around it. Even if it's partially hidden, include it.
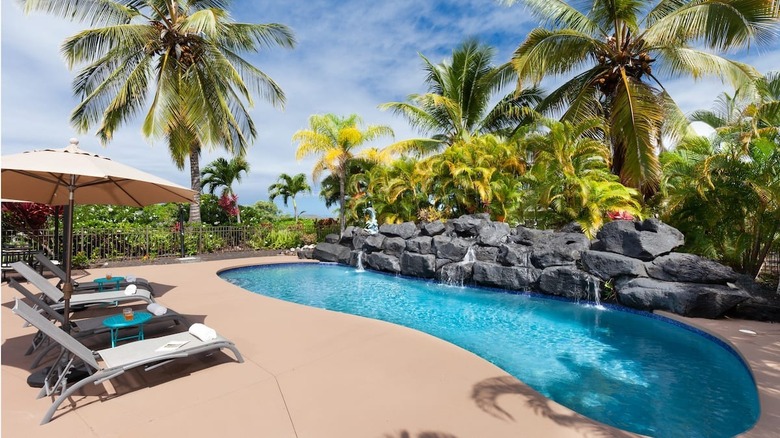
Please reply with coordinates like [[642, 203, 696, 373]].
[[2, 138, 195, 206], [1, 138, 196, 329]]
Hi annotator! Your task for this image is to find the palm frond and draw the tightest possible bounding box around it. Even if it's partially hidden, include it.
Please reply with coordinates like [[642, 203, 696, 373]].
[[644, 0, 780, 50], [644, 0, 689, 26], [22, 0, 139, 26], [499, 0, 600, 34], [689, 110, 726, 128], [384, 138, 445, 158], [610, 71, 663, 191], [512, 28, 604, 84], [217, 22, 296, 51], [654, 46, 760, 87], [538, 68, 604, 122], [378, 100, 441, 135], [658, 91, 691, 146]]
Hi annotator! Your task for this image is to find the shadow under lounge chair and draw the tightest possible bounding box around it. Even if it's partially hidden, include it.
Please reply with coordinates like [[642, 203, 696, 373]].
[[12, 298, 244, 425], [8, 279, 189, 368], [11, 261, 154, 309], [34, 253, 154, 294]]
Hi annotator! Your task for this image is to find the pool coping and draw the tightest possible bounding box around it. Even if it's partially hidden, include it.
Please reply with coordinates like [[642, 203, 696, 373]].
[[3, 255, 778, 437]]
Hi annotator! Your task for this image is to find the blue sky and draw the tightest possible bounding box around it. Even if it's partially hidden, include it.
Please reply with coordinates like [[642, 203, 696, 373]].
[[2, 1, 779, 218]]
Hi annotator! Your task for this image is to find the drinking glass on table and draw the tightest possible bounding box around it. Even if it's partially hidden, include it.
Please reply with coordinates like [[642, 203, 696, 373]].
[[123, 308, 134, 321]]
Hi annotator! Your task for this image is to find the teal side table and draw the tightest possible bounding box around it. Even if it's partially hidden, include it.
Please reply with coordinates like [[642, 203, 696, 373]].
[[102, 311, 153, 347], [94, 276, 125, 291]]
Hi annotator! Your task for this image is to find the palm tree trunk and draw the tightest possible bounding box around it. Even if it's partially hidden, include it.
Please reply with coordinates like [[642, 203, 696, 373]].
[[189, 149, 202, 223], [339, 169, 346, 234], [293, 197, 298, 223], [235, 192, 241, 224]]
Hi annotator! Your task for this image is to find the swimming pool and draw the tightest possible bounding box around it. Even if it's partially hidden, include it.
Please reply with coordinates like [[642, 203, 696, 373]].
[[220, 263, 760, 437]]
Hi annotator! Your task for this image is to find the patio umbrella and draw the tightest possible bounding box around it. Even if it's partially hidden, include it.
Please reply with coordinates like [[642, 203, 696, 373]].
[[1, 138, 196, 330]]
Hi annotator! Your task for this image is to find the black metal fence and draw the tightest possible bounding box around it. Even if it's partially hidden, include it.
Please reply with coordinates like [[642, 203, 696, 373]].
[[1, 221, 340, 264]]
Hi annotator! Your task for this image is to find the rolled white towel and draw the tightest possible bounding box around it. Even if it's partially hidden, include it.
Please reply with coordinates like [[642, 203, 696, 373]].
[[124, 284, 137, 296], [126, 275, 137, 283], [189, 323, 217, 342], [147, 302, 168, 316]]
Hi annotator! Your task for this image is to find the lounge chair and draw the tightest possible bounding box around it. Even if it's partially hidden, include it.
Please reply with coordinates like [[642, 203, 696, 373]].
[[12, 298, 243, 424], [34, 253, 155, 294], [8, 279, 189, 368], [11, 261, 154, 309]]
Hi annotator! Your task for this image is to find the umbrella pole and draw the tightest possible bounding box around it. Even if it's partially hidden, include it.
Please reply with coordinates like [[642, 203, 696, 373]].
[[62, 177, 76, 333]]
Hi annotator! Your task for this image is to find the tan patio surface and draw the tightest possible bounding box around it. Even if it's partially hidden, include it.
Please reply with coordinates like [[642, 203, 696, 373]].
[[2, 255, 778, 437]]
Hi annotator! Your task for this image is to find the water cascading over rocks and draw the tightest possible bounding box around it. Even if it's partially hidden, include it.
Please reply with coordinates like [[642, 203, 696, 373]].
[[309, 214, 774, 320]]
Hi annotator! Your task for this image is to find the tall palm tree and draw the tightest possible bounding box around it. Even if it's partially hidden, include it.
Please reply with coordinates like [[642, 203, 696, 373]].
[[294, 114, 394, 233], [380, 38, 543, 155], [200, 156, 250, 223], [22, 0, 296, 222], [268, 173, 312, 222], [504, 0, 777, 197]]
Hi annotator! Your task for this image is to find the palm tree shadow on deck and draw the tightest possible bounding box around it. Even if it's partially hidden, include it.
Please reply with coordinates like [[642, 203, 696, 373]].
[[383, 431, 458, 438], [471, 376, 635, 438]]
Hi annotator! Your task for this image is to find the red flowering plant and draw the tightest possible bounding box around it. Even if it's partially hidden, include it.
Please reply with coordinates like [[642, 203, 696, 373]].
[[2, 202, 55, 232], [607, 210, 634, 221], [1, 202, 60, 248], [218, 193, 239, 219]]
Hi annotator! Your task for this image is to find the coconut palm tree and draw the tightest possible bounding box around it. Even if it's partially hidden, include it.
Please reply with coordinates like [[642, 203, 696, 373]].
[[268, 173, 312, 223], [380, 38, 543, 155], [21, 0, 296, 222], [200, 156, 250, 223], [294, 114, 395, 233], [503, 0, 777, 197]]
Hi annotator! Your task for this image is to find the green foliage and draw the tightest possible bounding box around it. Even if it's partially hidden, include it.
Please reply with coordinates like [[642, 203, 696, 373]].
[[198, 194, 230, 225], [657, 72, 780, 276], [72, 204, 180, 228], [519, 118, 643, 237], [240, 201, 282, 224], [201, 156, 250, 223], [183, 227, 226, 254], [659, 135, 780, 276], [71, 251, 90, 269], [264, 229, 302, 249]]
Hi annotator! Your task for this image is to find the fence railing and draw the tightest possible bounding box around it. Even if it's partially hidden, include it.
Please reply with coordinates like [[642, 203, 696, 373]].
[[1, 222, 340, 264]]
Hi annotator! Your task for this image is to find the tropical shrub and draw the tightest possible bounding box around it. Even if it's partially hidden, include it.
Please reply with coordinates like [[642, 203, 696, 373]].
[[71, 251, 90, 269], [519, 118, 642, 236], [659, 135, 780, 276], [265, 229, 302, 249], [241, 201, 282, 225]]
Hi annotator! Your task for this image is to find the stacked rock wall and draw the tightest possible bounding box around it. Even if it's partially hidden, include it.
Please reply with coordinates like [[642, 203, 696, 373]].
[[312, 214, 754, 319]]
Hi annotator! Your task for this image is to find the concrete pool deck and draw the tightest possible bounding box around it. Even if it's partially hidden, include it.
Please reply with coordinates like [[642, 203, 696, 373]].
[[1, 255, 777, 437]]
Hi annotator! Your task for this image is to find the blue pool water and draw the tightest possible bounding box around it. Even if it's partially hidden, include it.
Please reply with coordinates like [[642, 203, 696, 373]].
[[220, 263, 760, 437]]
